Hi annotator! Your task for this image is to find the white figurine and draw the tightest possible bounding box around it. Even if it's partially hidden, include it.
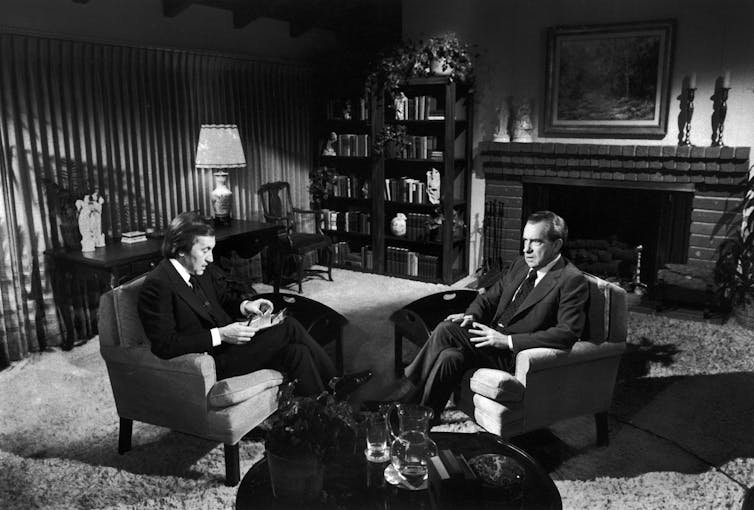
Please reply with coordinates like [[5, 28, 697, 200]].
[[426, 168, 441, 205], [322, 132, 337, 156], [512, 98, 533, 142], [76, 191, 105, 252]]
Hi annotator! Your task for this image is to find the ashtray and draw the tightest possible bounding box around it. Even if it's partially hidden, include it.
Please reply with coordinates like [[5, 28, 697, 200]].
[[467, 453, 525, 499], [383, 463, 427, 491]]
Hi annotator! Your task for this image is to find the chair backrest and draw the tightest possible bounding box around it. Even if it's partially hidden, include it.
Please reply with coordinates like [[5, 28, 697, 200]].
[[257, 181, 294, 226], [581, 272, 628, 344], [100, 274, 149, 348]]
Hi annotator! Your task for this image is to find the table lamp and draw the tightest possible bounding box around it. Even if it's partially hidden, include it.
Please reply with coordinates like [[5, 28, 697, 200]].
[[195, 124, 246, 224]]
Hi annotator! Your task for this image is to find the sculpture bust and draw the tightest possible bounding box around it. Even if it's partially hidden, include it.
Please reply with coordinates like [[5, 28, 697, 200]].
[[322, 132, 337, 156]]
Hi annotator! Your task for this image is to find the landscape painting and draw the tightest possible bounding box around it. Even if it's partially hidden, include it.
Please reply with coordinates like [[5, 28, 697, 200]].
[[543, 20, 675, 138]]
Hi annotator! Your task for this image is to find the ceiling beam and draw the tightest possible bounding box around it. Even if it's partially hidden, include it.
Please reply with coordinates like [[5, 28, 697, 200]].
[[162, 0, 194, 18]]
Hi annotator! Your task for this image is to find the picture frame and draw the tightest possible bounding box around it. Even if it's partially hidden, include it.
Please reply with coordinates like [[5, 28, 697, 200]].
[[543, 20, 675, 138]]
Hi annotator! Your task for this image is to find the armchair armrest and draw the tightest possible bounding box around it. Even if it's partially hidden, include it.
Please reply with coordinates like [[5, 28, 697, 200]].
[[515, 341, 626, 380]]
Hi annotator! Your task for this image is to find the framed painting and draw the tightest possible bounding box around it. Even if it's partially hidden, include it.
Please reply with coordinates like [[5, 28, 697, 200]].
[[543, 20, 675, 138]]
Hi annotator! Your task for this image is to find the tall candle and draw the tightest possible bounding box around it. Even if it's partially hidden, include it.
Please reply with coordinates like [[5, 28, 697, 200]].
[[723, 70, 731, 88], [689, 73, 697, 89]]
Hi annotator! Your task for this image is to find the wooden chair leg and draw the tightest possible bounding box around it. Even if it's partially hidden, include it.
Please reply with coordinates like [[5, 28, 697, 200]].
[[118, 417, 133, 454], [224, 443, 241, 486], [326, 247, 333, 281], [296, 255, 304, 293], [595, 411, 609, 446]]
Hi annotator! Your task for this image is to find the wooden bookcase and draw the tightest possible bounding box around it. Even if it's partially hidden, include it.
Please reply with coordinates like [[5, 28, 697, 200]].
[[317, 76, 472, 284]]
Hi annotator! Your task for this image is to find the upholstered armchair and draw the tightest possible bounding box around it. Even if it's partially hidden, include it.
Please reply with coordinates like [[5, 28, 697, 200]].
[[457, 273, 627, 445], [98, 275, 284, 485], [390, 273, 627, 445]]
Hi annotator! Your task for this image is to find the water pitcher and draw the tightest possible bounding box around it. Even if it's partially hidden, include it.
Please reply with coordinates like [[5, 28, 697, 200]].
[[387, 403, 438, 487]]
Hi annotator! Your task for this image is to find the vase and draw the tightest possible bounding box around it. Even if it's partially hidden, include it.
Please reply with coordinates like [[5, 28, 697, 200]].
[[431, 58, 452, 76], [390, 213, 407, 237], [267, 452, 324, 501], [211, 171, 232, 222]]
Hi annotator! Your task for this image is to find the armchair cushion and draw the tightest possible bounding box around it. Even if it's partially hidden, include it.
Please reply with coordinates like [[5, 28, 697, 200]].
[[467, 368, 525, 403], [208, 369, 285, 409]]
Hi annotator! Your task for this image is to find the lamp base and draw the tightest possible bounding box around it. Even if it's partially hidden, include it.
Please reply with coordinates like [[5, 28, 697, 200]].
[[211, 171, 233, 222]]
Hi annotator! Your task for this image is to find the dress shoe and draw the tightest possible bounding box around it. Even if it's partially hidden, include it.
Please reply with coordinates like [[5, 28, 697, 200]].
[[329, 369, 373, 399]]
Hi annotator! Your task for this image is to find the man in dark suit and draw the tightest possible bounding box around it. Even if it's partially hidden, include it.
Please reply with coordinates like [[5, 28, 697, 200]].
[[402, 210, 589, 421], [138, 212, 370, 397]]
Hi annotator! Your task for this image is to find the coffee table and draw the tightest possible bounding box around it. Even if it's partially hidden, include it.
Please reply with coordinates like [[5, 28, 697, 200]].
[[235, 431, 561, 509]]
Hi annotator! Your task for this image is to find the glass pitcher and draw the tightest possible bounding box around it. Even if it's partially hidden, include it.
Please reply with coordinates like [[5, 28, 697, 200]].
[[387, 403, 438, 487]]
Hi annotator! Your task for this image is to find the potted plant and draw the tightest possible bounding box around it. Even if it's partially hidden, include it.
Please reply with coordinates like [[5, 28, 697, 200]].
[[309, 165, 336, 209], [364, 33, 475, 103], [714, 171, 754, 329], [265, 388, 358, 501], [373, 124, 411, 159]]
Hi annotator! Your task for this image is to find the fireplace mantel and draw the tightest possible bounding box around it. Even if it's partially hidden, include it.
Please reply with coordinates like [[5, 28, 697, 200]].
[[480, 141, 750, 185]]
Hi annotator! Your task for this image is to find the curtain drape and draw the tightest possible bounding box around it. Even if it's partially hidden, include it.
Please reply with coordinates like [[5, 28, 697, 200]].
[[0, 32, 314, 367]]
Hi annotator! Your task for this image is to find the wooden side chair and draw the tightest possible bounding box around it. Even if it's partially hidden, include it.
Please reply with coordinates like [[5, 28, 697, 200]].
[[257, 181, 333, 293]]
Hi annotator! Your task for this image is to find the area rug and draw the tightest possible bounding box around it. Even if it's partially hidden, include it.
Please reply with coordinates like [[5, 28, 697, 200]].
[[1, 268, 753, 509]]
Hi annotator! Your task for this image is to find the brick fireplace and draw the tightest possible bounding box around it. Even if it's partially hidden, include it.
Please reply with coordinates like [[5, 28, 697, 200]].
[[480, 141, 750, 288]]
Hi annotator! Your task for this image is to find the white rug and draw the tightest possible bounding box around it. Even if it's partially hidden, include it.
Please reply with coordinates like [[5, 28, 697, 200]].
[[1, 268, 753, 509]]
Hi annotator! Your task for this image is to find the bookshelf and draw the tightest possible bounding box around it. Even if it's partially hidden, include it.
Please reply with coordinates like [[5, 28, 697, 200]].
[[316, 76, 472, 284]]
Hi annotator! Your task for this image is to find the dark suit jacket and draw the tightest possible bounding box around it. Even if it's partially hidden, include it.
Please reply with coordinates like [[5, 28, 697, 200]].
[[137, 259, 242, 360], [465, 256, 588, 353]]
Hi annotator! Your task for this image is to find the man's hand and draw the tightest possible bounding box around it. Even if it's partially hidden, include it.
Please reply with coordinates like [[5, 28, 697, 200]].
[[218, 322, 258, 344], [241, 298, 274, 317], [468, 322, 510, 350], [446, 313, 474, 328]]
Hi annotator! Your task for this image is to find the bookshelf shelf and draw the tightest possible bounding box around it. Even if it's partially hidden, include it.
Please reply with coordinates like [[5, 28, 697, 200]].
[[316, 77, 472, 284]]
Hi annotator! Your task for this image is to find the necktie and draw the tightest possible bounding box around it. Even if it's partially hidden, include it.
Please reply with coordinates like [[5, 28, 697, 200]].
[[497, 269, 537, 328], [189, 276, 218, 326]]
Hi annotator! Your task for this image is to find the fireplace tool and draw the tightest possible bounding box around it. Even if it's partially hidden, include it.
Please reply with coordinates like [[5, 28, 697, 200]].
[[632, 245, 647, 295]]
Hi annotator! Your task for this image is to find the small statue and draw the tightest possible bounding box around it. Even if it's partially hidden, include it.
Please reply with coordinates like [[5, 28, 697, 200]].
[[426, 168, 441, 205], [394, 92, 408, 121], [76, 191, 105, 252], [322, 132, 337, 156], [512, 98, 533, 142], [493, 103, 510, 142], [342, 100, 352, 120]]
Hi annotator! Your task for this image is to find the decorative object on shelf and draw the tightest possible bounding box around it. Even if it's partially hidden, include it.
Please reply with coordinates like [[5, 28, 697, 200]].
[[75, 191, 106, 252], [195, 124, 246, 224], [677, 73, 696, 146], [322, 131, 337, 156], [342, 99, 352, 120], [711, 72, 731, 147], [511, 98, 534, 142], [390, 213, 407, 237], [426, 168, 441, 205], [308, 165, 336, 208], [364, 32, 475, 103], [374, 124, 410, 158], [714, 166, 754, 329], [265, 386, 358, 501], [493, 101, 511, 142], [544, 19, 675, 138], [394, 91, 408, 120]]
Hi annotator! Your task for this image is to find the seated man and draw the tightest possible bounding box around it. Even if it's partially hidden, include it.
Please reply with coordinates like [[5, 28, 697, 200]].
[[137, 212, 370, 397], [401, 210, 589, 421]]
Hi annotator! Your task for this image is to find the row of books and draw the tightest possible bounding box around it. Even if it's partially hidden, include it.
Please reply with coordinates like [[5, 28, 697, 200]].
[[326, 98, 369, 121], [394, 94, 444, 121], [386, 246, 439, 279], [321, 210, 371, 234], [328, 174, 369, 199], [391, 136, 441, 160], [331, 242, 374, 271], [384, 177, 434, 204], [336, 134, 370, 157]]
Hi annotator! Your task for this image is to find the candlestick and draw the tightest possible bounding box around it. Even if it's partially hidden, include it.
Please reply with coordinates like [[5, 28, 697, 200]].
[[678, 84, 695, 146]]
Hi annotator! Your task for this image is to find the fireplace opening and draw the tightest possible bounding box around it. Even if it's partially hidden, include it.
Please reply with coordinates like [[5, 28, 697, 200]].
[[523, 182, 693, 288]]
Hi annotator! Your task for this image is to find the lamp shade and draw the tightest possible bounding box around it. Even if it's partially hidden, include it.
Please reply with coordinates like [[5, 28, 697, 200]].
[[195, 124, 246, 168]]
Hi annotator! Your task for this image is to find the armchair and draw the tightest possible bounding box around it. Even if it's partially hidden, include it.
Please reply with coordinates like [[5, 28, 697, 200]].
[[257, 181, 333, 293], [98, 275, 284, 485]]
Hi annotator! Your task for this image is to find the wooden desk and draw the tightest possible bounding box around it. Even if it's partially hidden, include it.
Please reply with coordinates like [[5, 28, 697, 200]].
[[46, 220, 282, 350]]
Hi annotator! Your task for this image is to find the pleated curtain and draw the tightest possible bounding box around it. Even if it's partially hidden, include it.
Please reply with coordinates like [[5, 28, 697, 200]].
[[0, 31, 314, 367]]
